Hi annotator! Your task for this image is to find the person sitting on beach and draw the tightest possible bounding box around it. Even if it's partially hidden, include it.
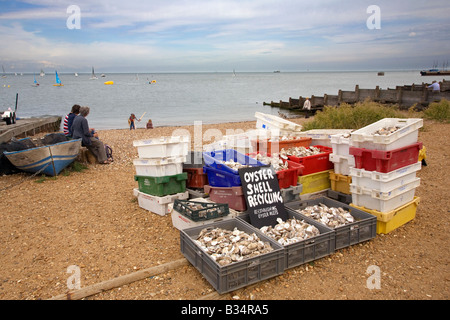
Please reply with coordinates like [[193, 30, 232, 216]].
[[71, 106, 110, 164], [303, 97, 311, 118], [63, 104, 81, 137], [128, 113, 140, 130], [146, 119, 153, 129], [427, 81, 440, 92]]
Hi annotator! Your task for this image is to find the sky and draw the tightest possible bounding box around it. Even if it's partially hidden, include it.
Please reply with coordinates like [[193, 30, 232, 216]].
[[0, 0, 449, 73]]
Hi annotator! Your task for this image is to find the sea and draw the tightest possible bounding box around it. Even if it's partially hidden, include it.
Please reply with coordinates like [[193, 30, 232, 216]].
[[1, 70, 448, 130]]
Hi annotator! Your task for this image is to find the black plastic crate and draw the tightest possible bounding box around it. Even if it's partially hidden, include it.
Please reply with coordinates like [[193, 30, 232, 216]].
[[285, 197, 377, 250], [180, 219, 285, 294], [238, 211, 335, 270], [173, 199, 230, 222], [327, 189, 353, 205]]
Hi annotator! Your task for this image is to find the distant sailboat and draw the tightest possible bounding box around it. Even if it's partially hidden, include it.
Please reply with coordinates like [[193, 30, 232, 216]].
[[32, 73, 40, 87], [53, 70, 63, 86], [2, 65, 6, 78], [40, 69, 45, 77], [90, 67, 98, 80], [232, 69, 236, 77], [75, 72, 78, 77]]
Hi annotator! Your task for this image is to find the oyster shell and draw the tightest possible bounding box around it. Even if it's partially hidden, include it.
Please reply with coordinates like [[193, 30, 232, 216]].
[[295, 203, 355, 228], [195, 227, 274, 266], [259, 217, 320, 246]]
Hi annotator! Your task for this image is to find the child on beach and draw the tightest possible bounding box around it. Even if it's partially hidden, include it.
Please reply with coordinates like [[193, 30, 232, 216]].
[[128, 113, 140, 130], [146, 119, 153, 129]]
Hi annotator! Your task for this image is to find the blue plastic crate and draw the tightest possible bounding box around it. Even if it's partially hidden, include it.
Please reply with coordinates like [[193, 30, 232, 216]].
[[203, 149, 265, 175], [203, 166, 242, 187]]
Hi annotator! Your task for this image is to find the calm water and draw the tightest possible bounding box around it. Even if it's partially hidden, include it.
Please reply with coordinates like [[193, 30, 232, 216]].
[[1, 71, 447, 130]]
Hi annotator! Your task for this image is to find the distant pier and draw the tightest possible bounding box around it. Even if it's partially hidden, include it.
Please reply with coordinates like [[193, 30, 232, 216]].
[[0, 116, 62, 143], [264, 79, 450, 113]]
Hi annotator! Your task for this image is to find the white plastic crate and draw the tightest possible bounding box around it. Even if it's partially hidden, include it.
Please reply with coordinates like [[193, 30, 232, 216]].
[[329, 153, 355, 175], [255, 111, 303, 132], [133, 156, 185, 177], [298, 129, 353, 147], [133, 135, 190, 158], [330, 133, 352, 156], [350, 118, 423, 151], [349, 162, 421, 192], [350, 178, 420, 213], [133, 188, 189, 216]]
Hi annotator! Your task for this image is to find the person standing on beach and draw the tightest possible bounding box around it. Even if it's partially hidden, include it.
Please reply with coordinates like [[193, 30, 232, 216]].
[[427, 81, 440, 92], [63, 104, 80, 137], [303, 98, 311, 118], [128, 113, 140, 130], [71, 106, 109, 164]]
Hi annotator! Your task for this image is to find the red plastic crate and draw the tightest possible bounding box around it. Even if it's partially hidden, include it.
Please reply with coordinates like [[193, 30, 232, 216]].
[[251, 137, 312, 154], [183, 167, 208, 189], [286, 145, 333, 176], [204, 185, 247, 211], [349, 142, 423, 173], [247, 152, 304, 189]]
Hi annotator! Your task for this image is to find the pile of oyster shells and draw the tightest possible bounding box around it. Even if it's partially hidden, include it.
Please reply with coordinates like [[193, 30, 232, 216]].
[[269, 135, 303, 142], [220, 159, 250, 170], [295, 203, 355, 228], [260, 217, 320, 246], [252, 153, 289, 171], [280, 146, 324, 159], [373, 126, 400, 136], [194, 227, 274, 266]]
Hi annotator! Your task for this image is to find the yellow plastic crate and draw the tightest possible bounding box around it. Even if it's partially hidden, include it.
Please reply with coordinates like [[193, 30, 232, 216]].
[[350, 197, 420, 234], [329, 171, 352, 195], [298, 170, 332, 195]]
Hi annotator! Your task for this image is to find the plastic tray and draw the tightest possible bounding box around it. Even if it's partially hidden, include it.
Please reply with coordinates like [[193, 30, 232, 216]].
[[351, 197, 420, 234], [329, 171, 352, 195], [134, 173, 188, 197], [349, 161, 421, 192], [287, 145, 333, 176], [204, 185, 247, 211], [350, 178, 420, 213], [327, 189, 353, 205], [350, 118, 423, 151], [285, 197, 377, 250], [298, 170, 332, 195], [184, 167, 209, 189], [281, 184, 303, 203], [203, 166, 242, 187], [133, 188, 188, 216], [183, 151, 205, 169], [173, 199, 230, 222], [330, 133, 352, 156], [133, 136, 190, 158], [251, 137, 312, 154], [238, 211, 335, 269], [247, 152, 304, 189], [133, 156, 185, 177], [329, 153, 355, 176], [255, 111, 303, 132], [349, 142, 423, 173], [203, 149, 265, 175], [297, 129, 354, 147], [180, 219, 285, 294]]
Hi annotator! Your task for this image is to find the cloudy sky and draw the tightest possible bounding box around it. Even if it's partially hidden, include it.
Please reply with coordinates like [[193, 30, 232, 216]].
[[0, 0, 449, 73]]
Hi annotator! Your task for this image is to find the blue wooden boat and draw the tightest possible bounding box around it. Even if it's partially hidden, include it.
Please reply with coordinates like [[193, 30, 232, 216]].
[[3, 136, 82, 176]]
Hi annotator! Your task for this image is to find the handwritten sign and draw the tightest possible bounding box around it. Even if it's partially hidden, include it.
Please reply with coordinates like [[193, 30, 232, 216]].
[[238, 165, 287, 228]]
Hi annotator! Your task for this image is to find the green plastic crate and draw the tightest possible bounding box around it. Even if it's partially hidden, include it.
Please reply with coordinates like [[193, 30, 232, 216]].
[[173, 199, 230, 222], [134, 172, 187, 196]]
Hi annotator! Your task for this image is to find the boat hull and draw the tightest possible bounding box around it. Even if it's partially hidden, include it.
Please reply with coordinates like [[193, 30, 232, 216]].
[[420, 70, 450, 76], [4, 139, 82, 176]]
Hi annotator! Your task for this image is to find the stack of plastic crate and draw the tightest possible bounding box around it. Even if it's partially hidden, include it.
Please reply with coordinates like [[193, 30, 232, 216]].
[[348, 118, 423, 233], [132, 136, 190, 216], [327, 132, 355, 203]]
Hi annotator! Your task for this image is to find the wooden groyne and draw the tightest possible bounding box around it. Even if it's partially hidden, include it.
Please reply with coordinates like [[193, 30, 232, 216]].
[[264, 79, 450, 112], [0, 116, 62, 144]]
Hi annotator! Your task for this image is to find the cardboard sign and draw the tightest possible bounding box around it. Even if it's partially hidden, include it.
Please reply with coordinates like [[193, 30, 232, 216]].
[[239, 165, 288, 228]]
